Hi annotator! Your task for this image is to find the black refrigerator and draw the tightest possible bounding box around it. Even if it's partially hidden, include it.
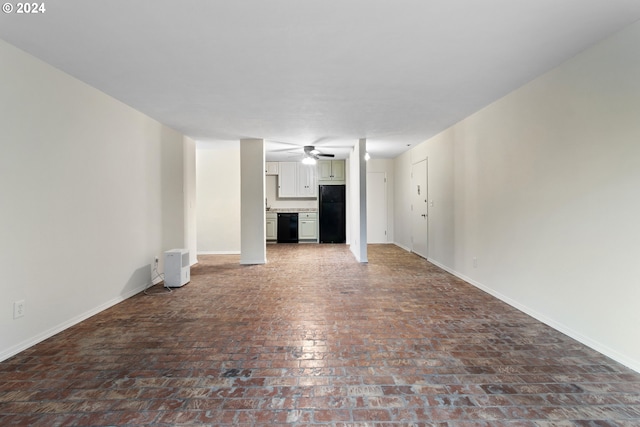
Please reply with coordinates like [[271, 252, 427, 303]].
[[319, 185, 346, 243]]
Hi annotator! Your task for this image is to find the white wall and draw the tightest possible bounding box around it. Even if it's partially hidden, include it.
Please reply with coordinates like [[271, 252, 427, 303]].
[[394, 22, 640, 371], [0, 40, 187, 361], [393, 151, 413, 252], [196, 141, 241, 254]]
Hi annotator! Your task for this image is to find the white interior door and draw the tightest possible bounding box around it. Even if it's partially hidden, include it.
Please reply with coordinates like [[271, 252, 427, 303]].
[[366, 172, 387, 243], [411, 159, 428, 258]]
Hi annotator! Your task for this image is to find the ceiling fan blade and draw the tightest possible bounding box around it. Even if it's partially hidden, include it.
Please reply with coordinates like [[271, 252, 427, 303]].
[[317, 153, 335, 158], [271, 147, 300, 153]]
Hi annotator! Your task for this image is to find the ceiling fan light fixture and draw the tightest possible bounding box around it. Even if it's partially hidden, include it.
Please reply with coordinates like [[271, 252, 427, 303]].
[[302, 156, 317, 165]]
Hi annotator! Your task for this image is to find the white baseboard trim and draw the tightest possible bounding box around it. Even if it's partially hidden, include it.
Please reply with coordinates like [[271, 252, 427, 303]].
[[426, 257, 640, 374], [240, 259, 266, 265], [0, 283, 148, 363], [198, 251, 241, 255], [393, 242, 412, 252]]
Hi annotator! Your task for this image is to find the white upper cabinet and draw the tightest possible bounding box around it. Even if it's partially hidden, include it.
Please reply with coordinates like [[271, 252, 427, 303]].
[[317, 160, 332, 180], [331, 160, 345, 181], [277, 162, 317, 198], [318, 160, 345, 184], [297, 163, 317, 197], [278, 162, 298, 197], [265, 162, 279, 175]]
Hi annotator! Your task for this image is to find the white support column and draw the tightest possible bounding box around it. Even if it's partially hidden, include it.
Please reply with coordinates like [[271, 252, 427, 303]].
[[349, 138, 368, 262], [183, 136, 197, 265], [357, 138, 368, 263], [240, 138, 266, 264]]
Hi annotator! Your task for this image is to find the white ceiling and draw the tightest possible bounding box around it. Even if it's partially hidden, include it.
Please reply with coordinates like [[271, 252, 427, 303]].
[[2, 1, 640, 160]]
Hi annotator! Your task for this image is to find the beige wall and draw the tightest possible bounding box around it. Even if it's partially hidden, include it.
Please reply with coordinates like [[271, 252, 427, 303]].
[[394, 21, 640, 371], [196, 141, 241, 254], [0, 40, 187, 361]]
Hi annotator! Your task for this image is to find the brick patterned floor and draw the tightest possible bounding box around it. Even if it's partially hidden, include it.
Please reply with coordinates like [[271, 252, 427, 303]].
[[1, 244, 639, 426]]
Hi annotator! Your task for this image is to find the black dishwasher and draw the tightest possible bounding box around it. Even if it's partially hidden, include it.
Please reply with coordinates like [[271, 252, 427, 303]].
[[277, 213, 298, 243]]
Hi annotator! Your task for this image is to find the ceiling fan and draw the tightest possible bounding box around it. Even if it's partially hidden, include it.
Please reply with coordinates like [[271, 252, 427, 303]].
[[303, 145, 335, 159], [301, 145, 334, 165], [265, 140, 343, 163]]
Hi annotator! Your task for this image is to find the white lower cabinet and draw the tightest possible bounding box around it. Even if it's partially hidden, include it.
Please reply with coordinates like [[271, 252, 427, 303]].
[[298, 212, 317, 241], [267, 211, 317, 242], [266, 212, 277, 241]]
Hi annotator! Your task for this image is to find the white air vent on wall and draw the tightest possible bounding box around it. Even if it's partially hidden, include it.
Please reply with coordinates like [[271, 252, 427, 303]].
[[164, 249, 190, 287]]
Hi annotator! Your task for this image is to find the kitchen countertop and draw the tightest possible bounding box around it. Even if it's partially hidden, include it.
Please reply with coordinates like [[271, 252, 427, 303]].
[[266, 208, 317, 213]]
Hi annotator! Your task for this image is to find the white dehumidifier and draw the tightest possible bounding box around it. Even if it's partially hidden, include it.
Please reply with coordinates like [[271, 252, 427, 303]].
[[164, 249, 190, 287]]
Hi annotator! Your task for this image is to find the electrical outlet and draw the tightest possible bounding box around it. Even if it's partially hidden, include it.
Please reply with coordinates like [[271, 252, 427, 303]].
[[154, 256, 159, 265], [473, 257, 478, 268], [14, 300, 25, 319]]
